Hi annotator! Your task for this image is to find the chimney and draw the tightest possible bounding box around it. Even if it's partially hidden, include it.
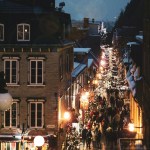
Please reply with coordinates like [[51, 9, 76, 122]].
[[83, 18, 89, 28]]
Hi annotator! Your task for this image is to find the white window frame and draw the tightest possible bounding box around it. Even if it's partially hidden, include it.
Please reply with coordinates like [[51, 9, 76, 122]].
[[29, 101, 44, 128], [1, 143, 16, 150], [4, 58, 19, 85], [4, 102, 18, 128], [17, 23, 30, 41], [0, 24, 4, 41], [29, 60, 43, 85]]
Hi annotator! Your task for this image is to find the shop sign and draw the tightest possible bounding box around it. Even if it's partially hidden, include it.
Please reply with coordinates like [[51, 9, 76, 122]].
[[47, 124, 55, 128]]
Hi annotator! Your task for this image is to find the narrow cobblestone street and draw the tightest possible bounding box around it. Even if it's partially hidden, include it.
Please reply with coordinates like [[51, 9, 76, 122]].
[[77, 47, 130, 150]]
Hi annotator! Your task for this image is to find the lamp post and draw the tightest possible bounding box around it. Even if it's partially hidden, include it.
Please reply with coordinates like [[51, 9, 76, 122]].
[[0, 71, 13, 111]]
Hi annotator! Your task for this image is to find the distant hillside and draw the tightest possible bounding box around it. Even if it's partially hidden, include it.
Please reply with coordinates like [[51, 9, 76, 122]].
[[114, 0, 144, 31]]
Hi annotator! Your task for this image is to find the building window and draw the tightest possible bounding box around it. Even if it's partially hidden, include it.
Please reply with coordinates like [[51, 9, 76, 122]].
[[4, 102, 18, 127], [17, 23, 30, 41], [0, 24, 4, 41], [27, 56, 46, 86], [30, 60, 43, 85], [4, 59, 19, 85], [66, 54, 70, 72], [59, 56, 63, 80], [29, 102, 44, 128], [1, 143, 17, 150]]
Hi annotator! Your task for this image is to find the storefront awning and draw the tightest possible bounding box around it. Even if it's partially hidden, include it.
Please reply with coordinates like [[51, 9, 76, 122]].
[[0, 135, 21, 142]]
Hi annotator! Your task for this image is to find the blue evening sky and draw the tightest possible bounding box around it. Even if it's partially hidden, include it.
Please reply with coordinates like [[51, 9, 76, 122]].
[[56, 0, 130, 21]]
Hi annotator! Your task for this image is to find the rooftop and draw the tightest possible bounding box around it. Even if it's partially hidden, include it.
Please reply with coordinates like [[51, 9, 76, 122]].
[[74, 48, 91, 53]]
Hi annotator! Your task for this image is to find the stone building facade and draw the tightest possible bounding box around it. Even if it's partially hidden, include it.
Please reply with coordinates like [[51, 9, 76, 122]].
[[0, 0, 73, 149]]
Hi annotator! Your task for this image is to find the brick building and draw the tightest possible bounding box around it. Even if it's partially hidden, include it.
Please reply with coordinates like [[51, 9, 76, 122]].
[[0, 0, 73, 149]]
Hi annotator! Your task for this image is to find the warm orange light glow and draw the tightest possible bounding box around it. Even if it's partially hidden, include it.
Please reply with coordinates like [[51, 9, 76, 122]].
[[100, 60, 106, 66], [85, 91, 90, 97], [80, 100, 89, 110], [100, 66, 104, 71], [80, 91, 90, 110], [128, 123, 135, 132], [81, 94, 87, 101], [96, 73, 101, 79], [64, 111, 71, 120], [93, 79, 98, 85]]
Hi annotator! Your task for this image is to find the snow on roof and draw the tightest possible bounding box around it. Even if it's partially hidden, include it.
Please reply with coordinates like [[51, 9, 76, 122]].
[[74, 62, 80, 69], [88, 58, 93, 68], [74, 48, 91, 53], [127, 42, 139, 46], [72, 63, 87, 78], [136, 35, 143, 43]]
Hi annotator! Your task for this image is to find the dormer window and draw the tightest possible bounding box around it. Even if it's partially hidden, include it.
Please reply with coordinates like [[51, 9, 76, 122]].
[[0, 24, 4, 41], [17, 23, 30, 41]]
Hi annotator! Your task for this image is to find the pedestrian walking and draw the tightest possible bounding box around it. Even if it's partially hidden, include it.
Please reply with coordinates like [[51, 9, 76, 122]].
[[110, 96, 115, 108], [105, 126, 115, 149], [48, 134, 57, 150], [95, 128, 102, 148], [81, 126, 88, 148], [91, 129, 97, 149], [86, 129, 92, 149]]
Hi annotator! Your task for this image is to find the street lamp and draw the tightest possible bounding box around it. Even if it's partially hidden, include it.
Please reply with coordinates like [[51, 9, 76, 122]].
[[0, 71, 13, 111], [128, 123, 135, 132], [34, 135, 45, 150], [64, 111, 71, 121]]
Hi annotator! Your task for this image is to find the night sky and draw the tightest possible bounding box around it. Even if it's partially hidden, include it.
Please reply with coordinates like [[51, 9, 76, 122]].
[[56, 0, 130, 21]]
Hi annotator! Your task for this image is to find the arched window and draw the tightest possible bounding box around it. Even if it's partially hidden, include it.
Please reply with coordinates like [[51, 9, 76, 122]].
[[17, 23, 30, 41]]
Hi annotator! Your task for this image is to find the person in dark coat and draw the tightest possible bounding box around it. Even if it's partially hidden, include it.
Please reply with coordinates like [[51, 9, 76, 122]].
[[110, 96, 115, 108], [81, 126, 88, 148], [48, 134, 57, 150], [86, 129, 92, 149], [95, 128, 102, 148]]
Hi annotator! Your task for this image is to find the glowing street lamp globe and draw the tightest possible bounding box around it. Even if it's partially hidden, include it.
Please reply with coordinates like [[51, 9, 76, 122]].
[[34, 135, 45, 147], [0, 71, 13, 111], [128, 123, 135, 132], [64, 111, 71, 121], [0, 93, 13, 111]]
